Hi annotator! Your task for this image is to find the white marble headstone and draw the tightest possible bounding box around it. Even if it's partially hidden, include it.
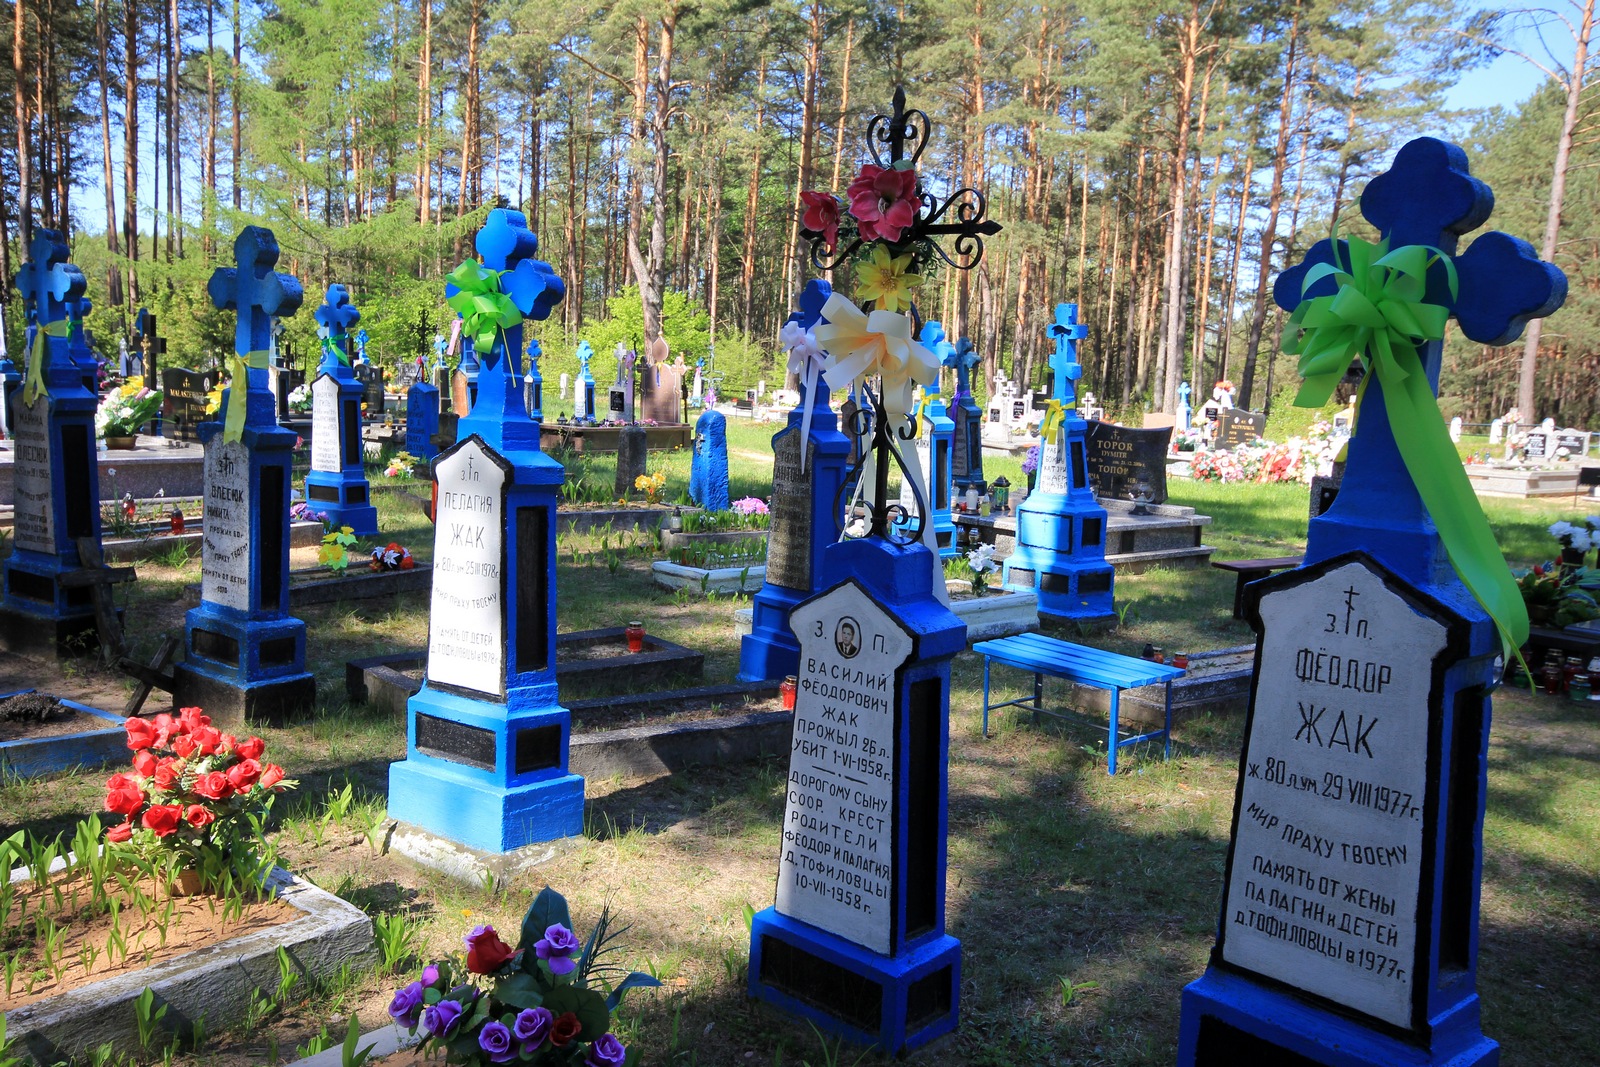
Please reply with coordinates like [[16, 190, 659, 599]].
[[11, 396, 53, 554], [1488, 419, 1503, 445], [776, 581, 912, 954], [200, 439, 253, 611], [427, 437, 508, 697], [1220, 558, 1443, 1027], [310, 374, 343, 473]]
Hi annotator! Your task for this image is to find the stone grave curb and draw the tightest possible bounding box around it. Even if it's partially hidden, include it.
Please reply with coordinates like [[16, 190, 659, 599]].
[[105, 519, 323, 565], [284, 1023, 416, 1067], [540, 423, 693, 455], [182, 561, 434, 609], [572, 707, 793, 780], [734, 589, 1042, 644], [659, 527, 769, 554], [652, 559, 766, 595], [0, 691, 126, 778], [1466, 466, 1582, 498], [8, 864, 375, 1065], [1052, 644, 1256, 728], [346, 628, 706, 711], [557, 506, 693, 535]]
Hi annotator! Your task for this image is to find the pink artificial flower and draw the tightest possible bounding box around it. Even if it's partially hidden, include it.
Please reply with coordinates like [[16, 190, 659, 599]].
[[799, 191, 841, 250], [847, 164, 918, 244]]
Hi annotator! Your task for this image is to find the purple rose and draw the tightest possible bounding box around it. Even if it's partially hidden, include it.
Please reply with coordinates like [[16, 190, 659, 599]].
[[513, 1006, 554, 1050], [535, 923, 582, 976], [585, 1033, 628, 1067], [422, 998, 465, 1037], [387, 981, 425, 1028], [421, 963, 441, 987], [478, 1021, 517, 1064]]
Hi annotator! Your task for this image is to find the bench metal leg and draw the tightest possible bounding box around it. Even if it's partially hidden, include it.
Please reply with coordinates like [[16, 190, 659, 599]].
[[1033, 671, 1043, 726], [982, 657, 992, 738], [1164, 680, 1174, 761], [1108, 687, 1120, 776]]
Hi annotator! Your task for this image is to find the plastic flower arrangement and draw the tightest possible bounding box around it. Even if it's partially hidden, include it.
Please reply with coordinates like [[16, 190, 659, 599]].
[[1549, 520, 1594, 554], [370, 542, 417, 572], [287, 383, 313, 414], [731, 497, 769, 516], [966, 544, 1000, 596], [1516, 561, 1600, 627], [319, 525, 360, 572], [389, 887, 657, 1067], [634, 471, 667, 505], [104, 706, 296, 884], [385, 451, 420, 479], [291, 501, 331, 526], [1021, 445, 1040, 476], [95, 377, 164, 438]]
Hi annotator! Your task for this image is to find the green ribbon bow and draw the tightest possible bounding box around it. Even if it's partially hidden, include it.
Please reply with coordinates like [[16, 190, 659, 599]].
[[1283, 232, 1529, 656], [322, 334, 350, 366], [445, 261, 522, 357], [21, 319, 69, 407], [222, 350, 270, 443]]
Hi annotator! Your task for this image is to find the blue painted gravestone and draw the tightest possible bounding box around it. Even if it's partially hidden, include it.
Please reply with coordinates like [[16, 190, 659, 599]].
[[1001, 303, 1114, 622], [1177, 138, 1566, 1067], [897, 321, 957, 559], [172, 226, 315, 724], [0, 230, 106, 656], [304, 285, 379, 536], [66, 293, 99, 396], [354, 328, 369, 364], [689, 409, 730, 512], [574, 341, 596, 423], [387, 207, 580, 856], [524, 337, 544, 422], [406, 340, 443, 463], [738, 281, 851, 682], [948, 337, 985, 498]]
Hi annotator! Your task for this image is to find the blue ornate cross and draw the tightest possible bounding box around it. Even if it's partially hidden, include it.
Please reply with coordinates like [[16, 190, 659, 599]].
[[1049, 303, 1087, 409], [952, 338, 979, 400], [209, 227, 305, 359], [314, 284, 360, 367], [1276, 138, 1565, 389], [576, 340, 593, 377], [355, 328, 369, 360], [919, 321, 956, 397], [446, 208, 564, 375], [18, 229, 84, 332]]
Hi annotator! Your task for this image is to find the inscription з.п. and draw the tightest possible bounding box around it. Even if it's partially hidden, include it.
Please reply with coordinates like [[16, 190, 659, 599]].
[[1220, 559, 1444, 1028], [310, 374, 342, 473], [11, 395, 54, 554], [201, 439, 253, 612], [427, 438, 508, 697], [775, 582, 912, 955], [766, 429, 816, 592]]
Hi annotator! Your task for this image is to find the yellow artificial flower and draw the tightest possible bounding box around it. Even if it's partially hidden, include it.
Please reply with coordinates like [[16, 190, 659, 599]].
[[812, 293, 938, 423], [853, 245, 923, 313]]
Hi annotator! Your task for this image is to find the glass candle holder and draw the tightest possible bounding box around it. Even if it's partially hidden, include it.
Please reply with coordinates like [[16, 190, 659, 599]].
[[780, 675, 798, 711], [625, 621, 645, 654], [169, 509, 185, 535]]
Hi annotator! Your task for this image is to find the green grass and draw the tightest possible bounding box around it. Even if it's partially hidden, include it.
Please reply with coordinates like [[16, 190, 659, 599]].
[[1, 440, 1596, 1065]]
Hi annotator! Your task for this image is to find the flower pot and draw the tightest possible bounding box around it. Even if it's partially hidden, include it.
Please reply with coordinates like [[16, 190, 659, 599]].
[[1561, 547, 1586, 569], [105, 435, 138, 450], [167, 868, 205, 897]]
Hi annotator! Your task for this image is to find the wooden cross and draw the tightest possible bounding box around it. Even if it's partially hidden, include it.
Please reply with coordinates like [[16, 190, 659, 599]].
[[118, 634, 181, 717], [59, 536, 135, 664]]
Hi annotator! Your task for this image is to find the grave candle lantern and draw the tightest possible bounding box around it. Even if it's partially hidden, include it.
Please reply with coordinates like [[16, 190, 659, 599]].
[[625, 620, 645, 653]]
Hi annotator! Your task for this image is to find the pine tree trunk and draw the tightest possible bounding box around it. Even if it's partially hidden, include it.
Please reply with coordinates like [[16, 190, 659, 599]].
[[95, 0, 123, 307], [417, 0, 431, 224], [231, 0, 241, 210], [123, 0, 139, 303], [169, 0, 181, 258], [1159, 2, 1201, 414], [15, 0, 30, 251], [740, 59, 766, 335]]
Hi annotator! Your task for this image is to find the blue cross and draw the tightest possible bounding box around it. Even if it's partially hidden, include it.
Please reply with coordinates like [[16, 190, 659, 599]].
[[134, 307, 156, 344], [1049, 303, 1087, 409], [355, 329, 369, 354], [315, 284, 361, 337], [208, 227, 304, 358], [468, 208, 565, 322], [576, 340, 593, 376], [1275, 137, 1565, 389], [787, 279, 832, 332], [16, 228, 84, 330], [919, 321, 956, 397], [952, 338, 979, 399]]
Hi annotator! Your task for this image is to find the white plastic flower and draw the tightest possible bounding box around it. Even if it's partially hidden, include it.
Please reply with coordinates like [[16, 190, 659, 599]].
[[967, 544, 999, 575]]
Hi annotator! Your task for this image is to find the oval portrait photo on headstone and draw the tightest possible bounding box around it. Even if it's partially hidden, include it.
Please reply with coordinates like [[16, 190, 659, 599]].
[[834, 616, 861, 659]]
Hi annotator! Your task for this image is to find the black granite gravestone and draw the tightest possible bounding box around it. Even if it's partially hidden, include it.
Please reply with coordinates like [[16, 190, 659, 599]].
[[161, 368, 218, 442], [354, 364, 385, 415], [1216, 408, 1267, 449], [1085, 420, 1172, 504]]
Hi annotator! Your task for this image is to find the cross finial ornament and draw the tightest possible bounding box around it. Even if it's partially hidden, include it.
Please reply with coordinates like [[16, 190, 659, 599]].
[[208, 227, 305, 359], [1049, 303, 1087, 409], [17, 228, 84, 329], [314, 284, 360, 337]]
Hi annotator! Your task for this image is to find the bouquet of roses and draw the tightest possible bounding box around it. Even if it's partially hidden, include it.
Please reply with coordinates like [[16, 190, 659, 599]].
[[370, 542, 417, 571], [103, 706, 296, 883], [389, 887, 657, 1066]]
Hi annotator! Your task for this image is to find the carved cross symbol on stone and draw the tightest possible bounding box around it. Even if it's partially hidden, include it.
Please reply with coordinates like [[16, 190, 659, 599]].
[[16, 228, 84, 329], [1049, 303, 1087, 410], [1275, 137, 1565, 389], [208, 226, 305, 358]]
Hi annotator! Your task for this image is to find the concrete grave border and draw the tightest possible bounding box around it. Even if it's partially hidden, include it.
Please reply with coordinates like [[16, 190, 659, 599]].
[[0, 690, 127, 778]]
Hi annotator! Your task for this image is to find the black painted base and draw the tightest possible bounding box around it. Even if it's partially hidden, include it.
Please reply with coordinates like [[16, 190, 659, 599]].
[[0, 607, 101, 658], [170, 663, 317, 727]]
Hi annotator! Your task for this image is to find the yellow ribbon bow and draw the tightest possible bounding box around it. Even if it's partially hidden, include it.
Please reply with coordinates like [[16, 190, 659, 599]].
[[1283, 231, 1528, 656], [222, 350, 271, 443], [1039, 398, 1067, 445], [21, 320, 69, 407]]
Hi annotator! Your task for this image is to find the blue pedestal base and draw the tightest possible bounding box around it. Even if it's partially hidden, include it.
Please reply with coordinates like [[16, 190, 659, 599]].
[[174, 605, 315, 724], [388, 757, 584, 855], [1, 549, 101, 657], [304, 471, 379, 536], [748, 908, 961, 1056], [1177, 969, 1498, 1067], [738, 586, 802, 682]]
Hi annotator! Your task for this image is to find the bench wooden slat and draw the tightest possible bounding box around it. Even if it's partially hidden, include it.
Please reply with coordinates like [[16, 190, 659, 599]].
[[973, 633, 1183, 689]]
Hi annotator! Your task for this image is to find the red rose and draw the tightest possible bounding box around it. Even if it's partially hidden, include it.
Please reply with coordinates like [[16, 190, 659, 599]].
[[125, 717, 157, 751], [189, 725, 222, 756], [106, 818, 134, 843], [234, 736, 266, 761], [192, 771, 234, 801], [184, 804, 215, 829], [178, 706, 210, 733], [549, 1013, 582, 1048], [227, 759, 261, 792], [153, 757, 181, 791], [259, 764, 286, 789], [132, 749, 157, 777], [149, 713, 178, 747], [173, 734, 198, 758], [219, 733, 238, 754], [105, 774, 145, 816], [400, 555, 415, 570], [141, 804, 183, 837], [465, 926, 518, 974]]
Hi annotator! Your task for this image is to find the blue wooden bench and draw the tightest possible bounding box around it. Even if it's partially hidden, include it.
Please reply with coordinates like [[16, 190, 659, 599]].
[[973, 632, 1185, 775]]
